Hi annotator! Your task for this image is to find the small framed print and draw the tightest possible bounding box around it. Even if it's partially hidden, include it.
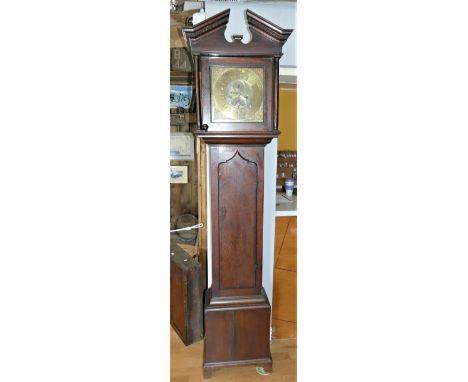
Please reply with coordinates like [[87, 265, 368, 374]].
[[170, 132, 194, 161], [170, 166, 188, 184], [170, 85, 193, 110]]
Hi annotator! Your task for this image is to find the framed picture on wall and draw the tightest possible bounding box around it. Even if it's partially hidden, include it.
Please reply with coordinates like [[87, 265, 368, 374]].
[[170, 132, 194, 160], [170, 165, 188, 184], [170, 70, 195, 112], [170, 85, 193, 110]]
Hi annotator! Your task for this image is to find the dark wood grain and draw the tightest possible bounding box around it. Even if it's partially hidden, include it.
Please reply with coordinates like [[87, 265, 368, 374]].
[[182, 9, 292, 58], [218, 151, 257, 290], [183, 9, 291, 134], [170, 242, 204, 346], [203, 287, 272, 376], [234, 308, 271, 360], [204, 309, 233, 362], [182, 8, 292, 378], [196, 138, 208, 288], [210, 146, 264, 298], [195, 131, 277, 145]]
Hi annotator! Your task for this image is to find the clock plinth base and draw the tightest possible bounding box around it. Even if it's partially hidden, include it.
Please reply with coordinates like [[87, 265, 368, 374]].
[[203, 288, 272, 378]]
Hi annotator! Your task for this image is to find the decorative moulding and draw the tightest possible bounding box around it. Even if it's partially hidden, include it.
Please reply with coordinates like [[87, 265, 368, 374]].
[[182, 9, 293, 57]]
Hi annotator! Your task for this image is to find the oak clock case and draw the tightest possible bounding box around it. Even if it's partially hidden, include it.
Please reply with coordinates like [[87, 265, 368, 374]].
[[183, 9, 292, 379]]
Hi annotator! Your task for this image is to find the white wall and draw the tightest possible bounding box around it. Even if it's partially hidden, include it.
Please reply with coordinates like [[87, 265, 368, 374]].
[[262, 138, 278, 305]]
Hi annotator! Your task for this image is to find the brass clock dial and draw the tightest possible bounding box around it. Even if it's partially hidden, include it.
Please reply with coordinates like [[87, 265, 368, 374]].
[[211, 67, 264, 123]]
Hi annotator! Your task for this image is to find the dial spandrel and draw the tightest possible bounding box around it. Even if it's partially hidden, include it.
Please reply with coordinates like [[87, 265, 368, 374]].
[[211, 67, 264, 123]]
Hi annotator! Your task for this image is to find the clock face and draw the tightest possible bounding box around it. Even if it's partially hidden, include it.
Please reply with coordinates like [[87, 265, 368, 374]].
[[211, 67, 264, 123]]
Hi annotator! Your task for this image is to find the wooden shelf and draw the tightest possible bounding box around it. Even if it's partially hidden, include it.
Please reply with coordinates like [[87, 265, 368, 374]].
[[170, 70, 194, 85]]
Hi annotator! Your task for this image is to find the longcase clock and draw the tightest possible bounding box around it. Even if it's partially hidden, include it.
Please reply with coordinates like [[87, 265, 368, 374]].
[[183, 9, 292, 378]]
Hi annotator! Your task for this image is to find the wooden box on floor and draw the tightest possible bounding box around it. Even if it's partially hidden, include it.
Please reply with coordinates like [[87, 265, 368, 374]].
[[170, 243, 204, 346]]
